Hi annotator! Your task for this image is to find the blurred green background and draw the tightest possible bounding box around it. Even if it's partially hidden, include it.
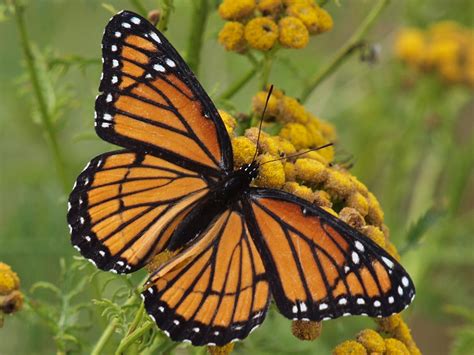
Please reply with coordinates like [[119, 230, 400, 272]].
[[0, 0, 473, 354]]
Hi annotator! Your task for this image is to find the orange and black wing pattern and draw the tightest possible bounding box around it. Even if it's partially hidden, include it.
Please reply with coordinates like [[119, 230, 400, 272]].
[[95, 11, 232, 176], [67, 150, 212, 273], [244, 189, 415, 321], [142, 206, 270, 346]]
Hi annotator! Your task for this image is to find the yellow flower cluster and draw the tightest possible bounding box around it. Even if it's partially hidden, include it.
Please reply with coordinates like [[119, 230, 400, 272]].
[[395, 21, 474, 87], [332, 327, 420, 355], [218, 0, 333, 52], [0, 262, 23, 325]]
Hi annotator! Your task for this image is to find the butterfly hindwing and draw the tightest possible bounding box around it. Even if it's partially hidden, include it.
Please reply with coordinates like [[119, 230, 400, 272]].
[[95, 11, 233, 176], [143, 206, 270, 346], [244, 189, 415, 321], [67, 150, 212, 273]]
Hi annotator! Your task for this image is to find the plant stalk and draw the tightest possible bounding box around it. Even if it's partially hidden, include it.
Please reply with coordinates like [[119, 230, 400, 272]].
[[12, 0, 69, 194], [300, 0, 390, 102], [218, 67, 257, 101], [185, 0, 209, 76], [157, 0, 173, 32]]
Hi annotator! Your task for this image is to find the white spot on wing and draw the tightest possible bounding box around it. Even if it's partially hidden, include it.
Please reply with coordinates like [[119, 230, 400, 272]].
[[88, 259, 96, 266], [112, 59, 119, 67], [402, 276, 409, 287], [121, 22, 131, 28], [374, 300, 381, 307], [111, 45, 117, 52], [173, 320, 179, 325], [382, 256, 394, 269], [150, 32, 161, 43], [101, 123, 111, 128], [165, 58, 176, 67], [111, 76, 118, 84], [355, 240, 365, 252], [319, 303, 328, 310], [114, 31, 121, 38], [193, 327, 200, 333], [398, 286, 404, 295], [292, 305, 298, 313], [153, 64, 165, 72], [85, 235, 91, 242], [158, 306, 164, 312], [338, 298, 347, 305], [352, 251, 360, 264], [73, 245, 81, 252], [388, 296, 394, 304], [300, 302, 307, 312], [99, 250, 105, 257], [103, 113, 113, 121], [357, 298, 365, 305], [149, 315, 156, 322], [131, 17, 141, 25]]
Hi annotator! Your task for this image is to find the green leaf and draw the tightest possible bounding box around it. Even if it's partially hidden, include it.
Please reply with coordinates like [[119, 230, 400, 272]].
[[400, 206, 444, 254]]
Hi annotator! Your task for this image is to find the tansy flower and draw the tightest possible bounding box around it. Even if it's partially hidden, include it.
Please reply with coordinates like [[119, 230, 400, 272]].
[[384, 338, 410, 355], [291, 320, 322, 340], [255, 153, 285, 188], [232, 136, 256, 166], [315, 7, 333, 33], [218, 0, 256, 20], [279, 16, 310, 49], [394, 28, 426, 68], [218, 22, 247, 52], [244, 17, 279, 51], [278, 95, 309, 123], [257, 0, 283, 15], [356, 329, 386, 353], [332, 340, 368, 355], [286, 3, 320, 33], [279, 122, 313, 149], [0, 262, 23, 317], [252, 90, 280, 118], [208, 343, 235, 355], [218, 109, 238, 136]]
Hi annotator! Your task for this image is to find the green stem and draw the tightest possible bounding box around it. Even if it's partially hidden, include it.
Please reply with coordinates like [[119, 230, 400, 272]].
[[157, 0, 173, 32], [300, 0, 390, 102], [115, 321, 154, 355], [185, 0, 209, 75], [260, 51, 274, 90], [129, 0, 148, 16], [12, 1, 69, 194], [218, 67, 257, 101], [91, 276, 148, 355]]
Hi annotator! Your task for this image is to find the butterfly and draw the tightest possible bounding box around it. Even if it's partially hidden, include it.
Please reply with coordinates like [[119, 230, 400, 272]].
[[67, 10, 415, 347]]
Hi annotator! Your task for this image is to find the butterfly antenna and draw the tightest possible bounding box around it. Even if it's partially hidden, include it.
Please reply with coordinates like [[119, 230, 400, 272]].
[[260, 142, 334, 165], [252, 85, 274, 162]]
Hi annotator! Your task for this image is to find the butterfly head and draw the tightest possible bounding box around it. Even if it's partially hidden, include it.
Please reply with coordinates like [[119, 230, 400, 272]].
[[241, 161, 259, 181]]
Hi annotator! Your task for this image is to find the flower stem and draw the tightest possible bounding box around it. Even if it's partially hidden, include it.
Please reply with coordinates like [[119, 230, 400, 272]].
[[91, 276, 148, 355], [157, 0, 173, 32], [129, 0, 148, 16], [300, 0, 390, 102], [12, 0, 69, 194], [218, 67, 257, 101], [185, 0, 209, 76], [260, 51, 274, 90], [114, 321, 154, 355]]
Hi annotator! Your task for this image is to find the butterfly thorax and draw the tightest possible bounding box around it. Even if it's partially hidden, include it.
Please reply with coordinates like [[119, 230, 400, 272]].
[[166, 162, 259, 251]]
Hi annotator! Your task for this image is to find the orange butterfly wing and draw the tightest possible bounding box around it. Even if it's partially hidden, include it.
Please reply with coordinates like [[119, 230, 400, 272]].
[[142, 207, 270, 346], [244, 189, 415, 321], [67, 150, 212, 273], [95, 11, 232, 176]]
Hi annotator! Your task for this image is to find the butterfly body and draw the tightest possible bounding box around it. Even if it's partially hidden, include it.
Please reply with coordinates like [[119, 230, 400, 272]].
[[67, 10, 415, 347]]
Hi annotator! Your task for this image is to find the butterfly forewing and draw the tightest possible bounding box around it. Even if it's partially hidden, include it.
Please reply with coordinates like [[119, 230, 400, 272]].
[[142, 206, 270, 346], [95, 11, 233, 176], [67, 150, 212, 273], [243, 189, 415, 321]]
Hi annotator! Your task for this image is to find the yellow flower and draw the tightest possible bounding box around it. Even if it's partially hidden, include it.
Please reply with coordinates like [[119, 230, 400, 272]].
[[360, 225, 386, 248], [332, 340, 368, 355], [322, 206, 338, 217], [0, 263, 20, 296], [339, 207, 366, 230], [324, 169, 355, 200], [394, 28, 426, 67], [366, 192, 384, 227], [279, 122, 313, 149], [218, 21, 247, 52], [145, 250, 180, 273], [318, 119, 337, 141], [0, 263, 22, 316], [257, 0, 283, 15], [346, 191, 369, 217], [278, 95, 309, 123], [384, 338, 410, 355], [244, 17, 279, 51], [255, 154, 285, 188], [294, 158, 328, 185], [232, 136, 256, 166], [283, 181, 314, 202], [208, 343, 235, 355], [286, 3, 320, 33], [284, 161, 297, 180], [218, 0, 256, 20], [313, 190, 332, 207], [218, 109, 238, 136], [315, 7, 333, 33], [279, 16, 310, 49], [252, 90, 280, 118], [356, 329, 386, 353], [261, 136, 296, 157], [291, 320, 322, 340]]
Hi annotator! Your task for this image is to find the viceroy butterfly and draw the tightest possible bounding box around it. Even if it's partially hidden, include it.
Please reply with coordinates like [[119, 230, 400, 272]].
[[67, 10, 415, 346]]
